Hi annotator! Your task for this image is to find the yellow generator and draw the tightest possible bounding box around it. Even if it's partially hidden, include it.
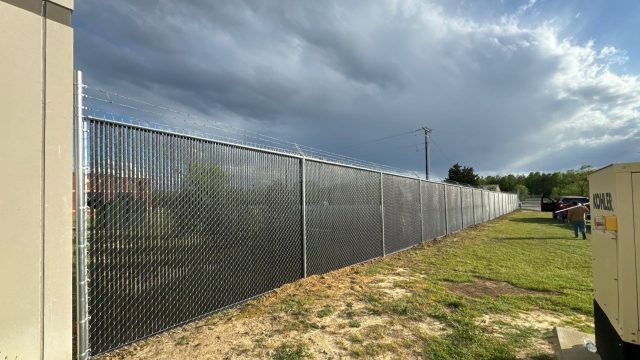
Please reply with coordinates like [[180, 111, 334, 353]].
[[589, 163, 640, 359]]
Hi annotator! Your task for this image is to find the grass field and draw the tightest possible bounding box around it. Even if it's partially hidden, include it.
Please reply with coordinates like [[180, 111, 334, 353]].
[[100, 211, 593, 359]]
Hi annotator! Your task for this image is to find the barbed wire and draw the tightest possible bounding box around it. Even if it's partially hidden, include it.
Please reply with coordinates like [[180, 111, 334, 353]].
[[85, 90, 305, 151], [83, 106, 311, 159], [82, 85, 435, 180]]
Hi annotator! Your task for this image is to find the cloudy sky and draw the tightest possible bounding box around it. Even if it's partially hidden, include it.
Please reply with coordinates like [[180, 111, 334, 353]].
[[74, 0, 640, 178]]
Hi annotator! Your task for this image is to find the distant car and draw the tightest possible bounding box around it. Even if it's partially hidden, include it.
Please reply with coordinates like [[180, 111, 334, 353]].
[[541, 196, 590, 222]]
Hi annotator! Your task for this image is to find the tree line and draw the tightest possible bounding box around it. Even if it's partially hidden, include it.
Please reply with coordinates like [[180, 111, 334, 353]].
[[446, 163, 591, 198]]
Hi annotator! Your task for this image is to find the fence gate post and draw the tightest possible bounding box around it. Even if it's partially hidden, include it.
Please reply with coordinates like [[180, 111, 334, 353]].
[[74, 70, 90, 360], [301, 157, 307, 278], [380, 172, 385, 256]]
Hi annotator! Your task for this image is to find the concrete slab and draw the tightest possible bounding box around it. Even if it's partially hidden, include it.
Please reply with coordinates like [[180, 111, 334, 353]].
[[553, 326, 601, 360]]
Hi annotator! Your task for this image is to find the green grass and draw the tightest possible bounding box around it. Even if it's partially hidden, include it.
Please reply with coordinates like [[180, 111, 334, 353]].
[[271, 341, 311, 360], [264, 211, 593, 359], [174, 335, 189, 346], [363, 211, 593, 359], [417, 211, 593, 316], [161, 211, 593, 359], [316, 304, 334, 318], [348, 319, 361, 328], [280, 296, 311, 317]]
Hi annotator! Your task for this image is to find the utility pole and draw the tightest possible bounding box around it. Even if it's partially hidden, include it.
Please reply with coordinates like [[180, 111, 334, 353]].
[[422, 127, 432, 180]]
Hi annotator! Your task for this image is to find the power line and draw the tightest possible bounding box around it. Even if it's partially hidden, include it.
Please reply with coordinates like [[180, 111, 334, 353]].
[[431, 137, 453, 165], [338, 128, 421, 150], [372, 142, 425, 151]]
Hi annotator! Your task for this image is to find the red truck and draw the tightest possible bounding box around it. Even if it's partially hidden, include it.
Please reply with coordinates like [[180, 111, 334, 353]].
[[541, 195, 590, 222]]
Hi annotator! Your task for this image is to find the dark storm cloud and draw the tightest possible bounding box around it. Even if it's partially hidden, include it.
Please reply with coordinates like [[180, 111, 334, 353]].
[[74, 0, 640, 178]]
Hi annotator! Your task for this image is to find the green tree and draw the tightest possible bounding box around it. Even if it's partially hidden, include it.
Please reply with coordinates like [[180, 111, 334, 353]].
[[481, 175, 501, 186], [549, 165, 591, 197], [524, 171, 559, 196], [447, 163, 480, 186], [498, 174, 518, 192], [480, 165, 593, 199]]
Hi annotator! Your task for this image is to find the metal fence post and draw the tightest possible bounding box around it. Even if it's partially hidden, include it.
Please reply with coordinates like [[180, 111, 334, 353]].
[[459, 186, 464, 228], [74, 70, 90, 360], [380, 172, 385, 256], [471, 188, 475, 225], [301, 157, 307, 278], [418, 179, 424, 242], [443, 184, 448, 234], [481, 190, 484, 221]]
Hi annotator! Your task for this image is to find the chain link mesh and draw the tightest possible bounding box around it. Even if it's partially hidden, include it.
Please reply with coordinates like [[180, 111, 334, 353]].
[[472, 189, 483, 225], [445, 185, 463, 232], [461, 187, 474, 228], [503, 193, 508, 215], [489, 193, 496, 220], [491, 193, 495, 218], [482, 191, 490, 222], [86, 119, 303, 354], [382, 175, 422, 254], [81, 117, 517, 356], [421, 181, 447, 240], [305, 161, 383, 275]]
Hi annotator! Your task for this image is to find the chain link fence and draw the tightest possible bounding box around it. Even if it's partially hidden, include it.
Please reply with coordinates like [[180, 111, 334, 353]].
[[420, 182, 447, 241], [76, 116, 520, 357], [382, 174, 422, 254], [473, 189, 483, 225], [483, 192, 490, 220], [305, 161, 383, 275], [461, 187, 474, 228], [520, 196, 542, 211], [445, 186, 463, 232], [85, 119, 304, 354]]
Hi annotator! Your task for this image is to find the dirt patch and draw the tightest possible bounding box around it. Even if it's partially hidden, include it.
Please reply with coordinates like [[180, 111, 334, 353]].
[[98, 262, 447, 359], [447, 279, 557, 298], [477, 310, 591, 333], [101, 302, 447, 359], [476, 310, 592, 359], [411, 318, 449, 336], [371, 275, 413, 299]]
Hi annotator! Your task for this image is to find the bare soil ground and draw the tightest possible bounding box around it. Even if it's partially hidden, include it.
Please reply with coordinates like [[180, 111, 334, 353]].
[[100, 265, 446, 359], [447, 279, 560, 298]]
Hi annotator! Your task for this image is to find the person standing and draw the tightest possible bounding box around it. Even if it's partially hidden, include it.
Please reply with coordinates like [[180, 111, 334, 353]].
[[567, 201, 589, 239]]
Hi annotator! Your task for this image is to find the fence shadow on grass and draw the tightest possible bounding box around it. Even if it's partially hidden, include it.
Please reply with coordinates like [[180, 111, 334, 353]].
[[508, 216, 557, 225], [505, 216, 591, 239], [497, 236, 582, 241], [509, 215, 590, 226]]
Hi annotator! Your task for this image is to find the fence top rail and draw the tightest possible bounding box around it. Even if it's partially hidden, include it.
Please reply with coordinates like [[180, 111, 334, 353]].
[[84, 115, 514, 195], [85, 115, 424, 184]]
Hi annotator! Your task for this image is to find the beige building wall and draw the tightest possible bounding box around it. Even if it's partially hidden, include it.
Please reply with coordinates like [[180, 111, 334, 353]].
[[0, 1, 74, 359]]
